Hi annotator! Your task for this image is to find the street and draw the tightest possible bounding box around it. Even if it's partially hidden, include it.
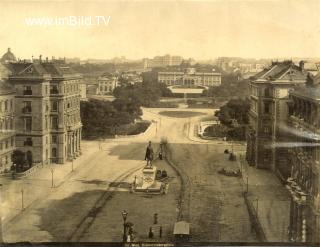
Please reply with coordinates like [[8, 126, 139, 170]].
[[1, 107, 256, 242]]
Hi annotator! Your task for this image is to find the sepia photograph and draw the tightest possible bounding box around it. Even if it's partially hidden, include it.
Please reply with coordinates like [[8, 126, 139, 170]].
[[0, 0, 319, 245]]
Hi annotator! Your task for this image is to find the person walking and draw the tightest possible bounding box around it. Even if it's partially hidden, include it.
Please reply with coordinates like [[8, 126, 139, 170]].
[[145, 141, 154, 167]]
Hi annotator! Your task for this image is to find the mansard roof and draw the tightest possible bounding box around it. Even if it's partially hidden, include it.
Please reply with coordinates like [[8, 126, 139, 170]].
[[251, 61, 308, 83], [7, 61, 81, 79]]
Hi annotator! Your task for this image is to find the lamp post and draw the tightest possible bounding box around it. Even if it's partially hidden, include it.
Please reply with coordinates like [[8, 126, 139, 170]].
[[0, 184, 3, 242], [21, 188, 24, 211], [71, 155, 74, 172], [51, 168, 54, 188], [246, 175, 249, 193], [122, 210, 128, 242]]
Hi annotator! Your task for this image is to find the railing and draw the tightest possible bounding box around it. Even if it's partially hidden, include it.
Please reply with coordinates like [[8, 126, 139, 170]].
[[23, 90, 32, 96], [22, 107, 32, 113], [50, 89, 59, 94], [24, 141, 33, 146]]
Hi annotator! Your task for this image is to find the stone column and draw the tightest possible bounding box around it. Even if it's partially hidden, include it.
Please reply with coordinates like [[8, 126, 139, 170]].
[[301, 206, 307, 242], [296, 204, 302, 241]]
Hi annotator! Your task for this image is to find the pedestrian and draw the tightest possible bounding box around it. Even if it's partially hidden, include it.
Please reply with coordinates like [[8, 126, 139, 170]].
[[159, 226, 162, 238], [148, 227, 154, 238], [145, 141, 154, 167]]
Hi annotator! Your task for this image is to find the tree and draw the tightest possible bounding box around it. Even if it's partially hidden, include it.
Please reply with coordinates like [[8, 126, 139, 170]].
[[215, 98, 250, 127], [11, 150, 27, 172]]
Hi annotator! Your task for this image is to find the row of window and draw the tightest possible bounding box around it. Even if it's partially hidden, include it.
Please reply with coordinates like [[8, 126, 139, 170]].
[[23, 83, 80, 96], [0, 99, 14, 113], [24, 135, 58, 147], [0, 137, 14, 151], [0, 154, 10, 166], [65, 97, 80, 110], [0, 118, 14, 131]]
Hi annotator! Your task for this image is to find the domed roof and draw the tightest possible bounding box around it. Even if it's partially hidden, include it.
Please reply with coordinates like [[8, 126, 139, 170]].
[[1, 48, 16, 63]]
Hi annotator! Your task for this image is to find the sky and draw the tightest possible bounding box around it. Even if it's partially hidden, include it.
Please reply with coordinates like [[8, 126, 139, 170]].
[[1, 0, 320, 60]]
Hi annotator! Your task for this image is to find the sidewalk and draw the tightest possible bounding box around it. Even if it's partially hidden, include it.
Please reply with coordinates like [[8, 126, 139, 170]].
[[237, 153, 291, 242], [0, 141, 100, 227]]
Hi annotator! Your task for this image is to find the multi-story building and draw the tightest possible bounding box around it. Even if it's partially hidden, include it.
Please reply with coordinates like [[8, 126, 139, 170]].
[[143, 55, 183, 69], [98, 75, 118, 94], [0, 80, 15, 173], [285, 78, 320, 242], [246, 61, 308, 175], [158, 68, 221, 88], [8, 58, 82, 165]]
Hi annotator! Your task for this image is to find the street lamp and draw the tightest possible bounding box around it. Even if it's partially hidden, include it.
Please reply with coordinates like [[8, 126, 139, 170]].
[[246, 175, 249, 193], [51, 168, 54, 188], [0, 184, 3, 242], [122, 210, 128, 242]]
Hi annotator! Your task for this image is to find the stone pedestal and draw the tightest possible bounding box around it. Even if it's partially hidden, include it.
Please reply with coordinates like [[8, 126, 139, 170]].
[[135, 165, 162, 193]]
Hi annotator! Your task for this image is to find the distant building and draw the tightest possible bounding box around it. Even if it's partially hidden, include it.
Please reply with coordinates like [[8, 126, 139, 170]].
[[0, 80, 15, 173], [143, 55, 183, 69], [246, 61, 308, 173], [120, 71, 142, 85], [0, 48, 17, 64], [158, 67, 221, 88], [8, 58, 82, 165], [86, 84, 99, 95], [98, 75, 118, 94]]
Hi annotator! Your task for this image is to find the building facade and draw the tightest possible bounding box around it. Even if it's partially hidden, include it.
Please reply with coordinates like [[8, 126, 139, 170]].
[[285, 83, 320, 242], [246, 61, 308, 175], [0, 81, 15, 173], [97, 76, 118, 94], [143, 55, 183, 69], [158, 68, 221, 88], [8, 59, 82, 165]]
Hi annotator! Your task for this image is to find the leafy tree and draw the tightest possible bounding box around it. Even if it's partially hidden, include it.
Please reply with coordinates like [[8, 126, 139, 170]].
[[11, 150, 26, 172]]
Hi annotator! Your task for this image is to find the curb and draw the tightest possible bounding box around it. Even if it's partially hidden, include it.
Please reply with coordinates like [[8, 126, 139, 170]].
[[163, 144, 190, 222], [243, 192, 267, 242]]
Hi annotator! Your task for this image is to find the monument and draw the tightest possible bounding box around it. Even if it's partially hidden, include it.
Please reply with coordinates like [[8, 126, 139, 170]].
[[134, 141, 163, 193]]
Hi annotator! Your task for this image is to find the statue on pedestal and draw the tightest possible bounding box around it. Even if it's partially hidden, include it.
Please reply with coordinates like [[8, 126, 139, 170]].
[[145, 141, 154, 168]]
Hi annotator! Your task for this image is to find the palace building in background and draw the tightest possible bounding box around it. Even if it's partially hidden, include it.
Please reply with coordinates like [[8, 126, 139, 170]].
[[158, 67, 221, 88]]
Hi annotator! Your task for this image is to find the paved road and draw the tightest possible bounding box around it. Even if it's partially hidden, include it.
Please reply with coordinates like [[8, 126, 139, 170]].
[[2, 107, 256, 242]]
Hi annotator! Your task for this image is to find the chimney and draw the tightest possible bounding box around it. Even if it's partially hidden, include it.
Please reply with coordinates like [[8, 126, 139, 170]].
[[299, 60, 305, 71], [39, 55, 42, 63], [31, 55, 34, 62], [46, 57, 48, 63]]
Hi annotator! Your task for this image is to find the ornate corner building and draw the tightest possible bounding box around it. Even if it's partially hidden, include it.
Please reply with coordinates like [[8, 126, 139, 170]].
[[246, 60, 320, 241], [0, 81, 15, 172], [0, 49, 82, 170], [246, 61, 307, 175]]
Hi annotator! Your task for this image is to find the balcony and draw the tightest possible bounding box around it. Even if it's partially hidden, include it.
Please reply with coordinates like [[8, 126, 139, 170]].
[[50, 89, 59, 95], [286, 178, 309, 205], [24, 140, 33, 146], [22, 107, 32, 114], [23, 90, 32, 96]]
